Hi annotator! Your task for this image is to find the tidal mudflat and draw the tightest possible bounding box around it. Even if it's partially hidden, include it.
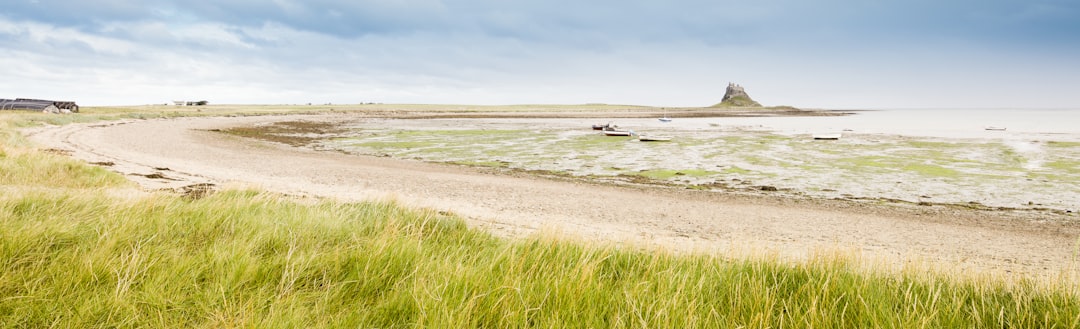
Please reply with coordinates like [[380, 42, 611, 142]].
[[245, 113, 1080, 215]]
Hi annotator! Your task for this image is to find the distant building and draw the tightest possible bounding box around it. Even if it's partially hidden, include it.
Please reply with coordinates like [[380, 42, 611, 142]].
[[0, 98, 79, 113], [173, 100, 209, 106]]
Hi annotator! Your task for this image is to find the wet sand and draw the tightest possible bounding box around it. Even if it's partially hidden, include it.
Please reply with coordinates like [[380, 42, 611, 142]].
[[24, 112, 1080, 279], [317, 115, 1080, 213]]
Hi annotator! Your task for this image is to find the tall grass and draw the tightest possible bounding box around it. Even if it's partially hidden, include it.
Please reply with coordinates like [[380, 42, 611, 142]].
[[0, 120, 128, 190], [2, 110, 1079, 328], [2, 189, 1078, 327]]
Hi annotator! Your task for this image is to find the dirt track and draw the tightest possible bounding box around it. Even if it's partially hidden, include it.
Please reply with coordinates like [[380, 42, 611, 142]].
[[25, 114, 1080, 278]]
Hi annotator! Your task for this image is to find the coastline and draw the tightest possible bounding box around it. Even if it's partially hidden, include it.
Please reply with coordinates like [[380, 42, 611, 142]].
[[291, 111, 1080, 214], [21, 109, 1080, 279]]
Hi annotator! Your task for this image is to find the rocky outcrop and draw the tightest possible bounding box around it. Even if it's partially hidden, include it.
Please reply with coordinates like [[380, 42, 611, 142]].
[[711, 83, 762, 107]]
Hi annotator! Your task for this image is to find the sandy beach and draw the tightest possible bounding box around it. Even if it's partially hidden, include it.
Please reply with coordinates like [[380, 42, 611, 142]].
[[24, 110, 1080, 279]]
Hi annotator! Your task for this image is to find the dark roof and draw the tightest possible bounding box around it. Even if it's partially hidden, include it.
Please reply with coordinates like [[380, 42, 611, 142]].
[[1, 98, 79, 112]]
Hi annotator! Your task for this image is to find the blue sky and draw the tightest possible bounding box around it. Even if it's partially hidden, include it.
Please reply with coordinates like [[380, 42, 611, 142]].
[[2, 0, 1078, 108]]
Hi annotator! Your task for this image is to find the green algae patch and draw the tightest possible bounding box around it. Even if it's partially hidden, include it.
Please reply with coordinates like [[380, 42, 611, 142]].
[[905, 140, 962, 149], [902, 163, 960, 178], [1047, 141, 1080, 148], [633, 169, 718, 180], [221, 120, 348, 147], [723, 166, 753, 175], [351, 140, 440, 150], [561, 134, 635, 149], [1043, 160, 1080, 174], [451, 160, 510, 168], [837, 156, 896, 169]]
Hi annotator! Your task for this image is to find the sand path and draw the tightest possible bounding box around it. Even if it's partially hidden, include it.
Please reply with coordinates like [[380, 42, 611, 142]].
[[25, 115, 1080, 278]]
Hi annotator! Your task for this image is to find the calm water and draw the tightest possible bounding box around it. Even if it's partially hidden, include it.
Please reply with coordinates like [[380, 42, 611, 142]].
[[435, 108, 1080, 140], [679, 108, 1080, 141]]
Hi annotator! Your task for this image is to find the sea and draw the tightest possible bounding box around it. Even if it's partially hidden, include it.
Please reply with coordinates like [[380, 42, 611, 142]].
[[687, 108, 1080, 141]]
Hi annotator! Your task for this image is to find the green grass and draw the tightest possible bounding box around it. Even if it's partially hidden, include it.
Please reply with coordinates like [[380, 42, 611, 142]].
[[3, 108, 1080, 328], [4, 188, 1079, 328], [0, 122, 129, 189]]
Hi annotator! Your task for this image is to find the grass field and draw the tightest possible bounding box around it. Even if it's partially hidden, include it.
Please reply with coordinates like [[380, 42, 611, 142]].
[[3, 107, 1079, 328]]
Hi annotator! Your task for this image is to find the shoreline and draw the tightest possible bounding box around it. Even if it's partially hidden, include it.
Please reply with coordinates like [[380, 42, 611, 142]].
[[287, 112, 1079, 215], [22, 111, 1080, 279], [381, 107, 855, 119]]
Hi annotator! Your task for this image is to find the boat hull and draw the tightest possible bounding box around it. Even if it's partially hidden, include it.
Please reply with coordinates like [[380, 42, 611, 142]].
[[812, 133, 842, 140], [638, 136, 671, 142]]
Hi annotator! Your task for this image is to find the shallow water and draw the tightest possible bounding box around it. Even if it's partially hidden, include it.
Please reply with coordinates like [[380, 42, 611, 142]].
[[740, 108, 1079, 140], [585, 108, 1080, 140]]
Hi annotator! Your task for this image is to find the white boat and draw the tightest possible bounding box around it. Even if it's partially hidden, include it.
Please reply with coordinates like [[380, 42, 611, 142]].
[[812, 133, 842, 140], [638, 135, 671, 142], [658, 116, 672, 122], [985, 126, 1007, 131], [603, 130, 634, 137]]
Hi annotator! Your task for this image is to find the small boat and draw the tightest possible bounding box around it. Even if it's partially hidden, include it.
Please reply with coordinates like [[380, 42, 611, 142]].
[[812, 133, 842, 140], [593, 122, 616, 130], [985, 126, 1007, 131], [638, 135, 671, 142], [658, 116, 672, 123], [603, 130, 635, 137]]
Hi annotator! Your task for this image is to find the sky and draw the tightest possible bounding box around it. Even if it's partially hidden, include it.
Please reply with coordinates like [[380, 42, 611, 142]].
[[2, 0, 1079, 108]]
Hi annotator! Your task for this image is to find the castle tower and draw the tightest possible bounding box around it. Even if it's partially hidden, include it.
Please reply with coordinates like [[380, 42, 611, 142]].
[[713, 82, 762, 107]]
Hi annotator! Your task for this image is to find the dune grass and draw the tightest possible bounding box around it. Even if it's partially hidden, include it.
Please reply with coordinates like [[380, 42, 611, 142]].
[[3, 109, 1080, 328], [4, 188, 1078, 328]]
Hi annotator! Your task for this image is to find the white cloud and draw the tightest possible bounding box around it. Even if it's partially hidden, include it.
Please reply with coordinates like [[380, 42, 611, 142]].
[[1, 1, 1079, 108], [1, 18, 136, 55]]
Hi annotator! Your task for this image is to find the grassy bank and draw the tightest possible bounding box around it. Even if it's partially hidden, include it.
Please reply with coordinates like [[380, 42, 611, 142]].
[[3, 110, 1080, 327]]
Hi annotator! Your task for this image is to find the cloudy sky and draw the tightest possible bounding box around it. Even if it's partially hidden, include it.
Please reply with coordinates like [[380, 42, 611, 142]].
[[2, 1, 1078, 108]]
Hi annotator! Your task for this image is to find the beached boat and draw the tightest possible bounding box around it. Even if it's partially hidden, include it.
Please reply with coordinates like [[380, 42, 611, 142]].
[[592, 122, 616, 130], [812, 133, 842, 140], [603, 130, 634, 137], [638, 135, 671, 142], [985, 126, 1007, 131]]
